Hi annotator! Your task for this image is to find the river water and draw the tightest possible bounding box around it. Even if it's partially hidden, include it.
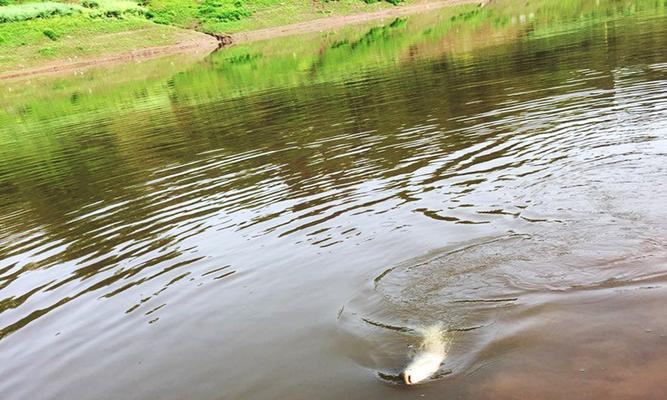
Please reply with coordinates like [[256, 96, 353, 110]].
[[1, 1, 667, 399]]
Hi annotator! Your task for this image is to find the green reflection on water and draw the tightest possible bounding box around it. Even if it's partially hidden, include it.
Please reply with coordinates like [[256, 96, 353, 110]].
[[0, 0, 666, 246], [2, 0, 665, 119]]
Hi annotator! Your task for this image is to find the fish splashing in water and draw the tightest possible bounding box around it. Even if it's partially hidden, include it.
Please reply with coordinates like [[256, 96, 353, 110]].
[[402, 324, 448, 385]]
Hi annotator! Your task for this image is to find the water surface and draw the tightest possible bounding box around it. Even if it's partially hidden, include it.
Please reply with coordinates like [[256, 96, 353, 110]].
[[1, 1, 667, 398]]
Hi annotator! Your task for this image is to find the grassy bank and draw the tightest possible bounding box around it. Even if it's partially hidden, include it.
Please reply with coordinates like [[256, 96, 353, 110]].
[[3, 0, 659, 75], [147, 0, 409, 33], [0, 0, 428, 74], [0, 15, 215, 73]]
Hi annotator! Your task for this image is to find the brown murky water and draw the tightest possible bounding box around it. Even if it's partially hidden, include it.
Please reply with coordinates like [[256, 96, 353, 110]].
[[1, 1, 667, 399]]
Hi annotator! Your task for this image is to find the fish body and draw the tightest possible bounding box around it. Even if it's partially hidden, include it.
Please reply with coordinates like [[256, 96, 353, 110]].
[[402, 324, 447, 385]]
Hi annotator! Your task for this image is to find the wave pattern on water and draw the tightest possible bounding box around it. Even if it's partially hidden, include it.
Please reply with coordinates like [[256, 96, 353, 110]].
[[1, 4, 667, 399], [2, 9, 667, 341]]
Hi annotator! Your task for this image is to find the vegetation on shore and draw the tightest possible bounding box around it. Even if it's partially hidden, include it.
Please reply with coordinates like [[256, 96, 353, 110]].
[[145, 0, 406, 33], [0, 16, 211, 72], [0, 0, 414, 72], [0, 0, 218, 73], [2, 0, 664, 73]]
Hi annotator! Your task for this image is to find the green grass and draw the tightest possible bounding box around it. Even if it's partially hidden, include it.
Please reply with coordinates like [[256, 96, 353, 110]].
[[88, 0, 146, 17], [0, 0, 429, 73], [143, 0, 411, 34], [5, 0, 663, 75], [144, 0, 199, 27], [198, 0, 251, 24], [199, 0, 404, 33], [0, 2, 81, 23], [0, 15, 205, 71]]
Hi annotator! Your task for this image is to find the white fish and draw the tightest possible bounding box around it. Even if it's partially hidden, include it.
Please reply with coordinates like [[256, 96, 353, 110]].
[[402, 324, 447, 385]]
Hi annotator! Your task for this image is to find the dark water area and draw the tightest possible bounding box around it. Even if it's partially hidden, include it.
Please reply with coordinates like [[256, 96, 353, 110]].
[[1, 1, 667, 399]]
